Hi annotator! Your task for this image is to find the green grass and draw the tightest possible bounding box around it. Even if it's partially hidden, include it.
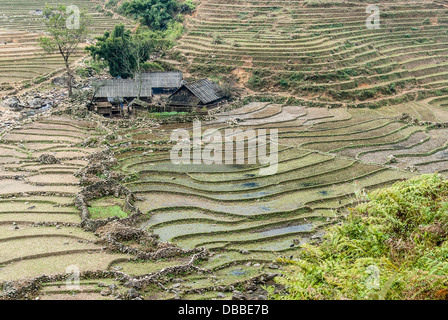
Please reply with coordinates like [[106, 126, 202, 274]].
[[88, 205, 129, 220], [269, 174, 448, 300], [145, 111, 189, 119]]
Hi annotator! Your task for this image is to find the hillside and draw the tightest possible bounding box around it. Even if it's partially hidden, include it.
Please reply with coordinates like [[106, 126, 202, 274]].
[[174, 0, 448, 108], [0, 0, 132, 94], [2, 0, 448, 302]]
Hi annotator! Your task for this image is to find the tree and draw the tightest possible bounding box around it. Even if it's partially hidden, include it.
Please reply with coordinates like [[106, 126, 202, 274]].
[[87, 25, 169, 99], [38, 5, 91, 97], [120, 0, 179, 30], [87, 25, 136, 79], [87, 25, 166, 77], [129, 34, 156, 99], [180, 0, 196, 14]]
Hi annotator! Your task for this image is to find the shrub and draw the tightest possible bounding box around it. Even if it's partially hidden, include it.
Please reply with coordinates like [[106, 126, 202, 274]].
[[121, 0, 179, 31], [278, 78, 289, 88], [248, 69, 268, 88], [212, 34, 224, 44], [105, 0, 119, 9], [269, 174, 448, 300], [181, 0, 196, 13]]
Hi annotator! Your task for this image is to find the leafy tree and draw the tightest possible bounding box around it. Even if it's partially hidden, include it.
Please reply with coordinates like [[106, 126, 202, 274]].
[[120, 0, 180, 30], [87, 25, 136, 79], [38, 4, 91, 97], [87, 25, 164, 80]]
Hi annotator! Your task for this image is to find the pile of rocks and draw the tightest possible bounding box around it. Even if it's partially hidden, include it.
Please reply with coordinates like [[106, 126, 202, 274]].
[[95, 220, 158, 244], [75, 148, 121, 185], [38, 154, 61, 165], [0, 89, 68, 132], [0, 89, 66, 112], [0, 97, 23, 111], [0, 105, 21, 131]]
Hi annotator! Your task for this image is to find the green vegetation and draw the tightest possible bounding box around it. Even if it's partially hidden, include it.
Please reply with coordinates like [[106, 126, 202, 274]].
[[38, 4, 91, 97], [87, 24, 157, 78], [105, 0, 119, 9], [120, 0, 194, 30], [270, 174, 448, 300], [148, 111, 188, 118], [87, 0, 193, 79], [248, 69, 268, 88], [88, 205, 129, 220]]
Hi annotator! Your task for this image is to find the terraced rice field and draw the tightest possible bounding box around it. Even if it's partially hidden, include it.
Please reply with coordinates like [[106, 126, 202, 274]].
[[3, 103, 448, 299], [3, 0, 448, 300], [0, 116, 132, 299], [0, 112, 313, 300], [175, 0, 448, 107], [0, 0, 132, 87], [0, 0, 124, 34], [101, 100, 448, 297]]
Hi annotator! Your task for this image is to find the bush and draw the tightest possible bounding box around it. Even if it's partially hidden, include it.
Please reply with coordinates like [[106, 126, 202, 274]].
[[120, 0, 179, 31], [212, 34, 224, 44], [278, 78, 289, 89], [270, 174, 448, 300], [181, 0, 196, 13], [247, 69, 269, 88], [105, 0, 119, 9]]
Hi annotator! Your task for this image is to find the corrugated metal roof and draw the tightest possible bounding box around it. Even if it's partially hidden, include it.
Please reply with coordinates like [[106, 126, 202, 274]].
[[140, 71, 183, 88], [95, 72, 183, 99], [96, 78, 152, 99], [185, 79, 225, 104]]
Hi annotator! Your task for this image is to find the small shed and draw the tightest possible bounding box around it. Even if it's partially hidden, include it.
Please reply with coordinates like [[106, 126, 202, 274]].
[[92, 71, 185, 116], [94, 78, 153, 117], [167, 79, 226, 111]]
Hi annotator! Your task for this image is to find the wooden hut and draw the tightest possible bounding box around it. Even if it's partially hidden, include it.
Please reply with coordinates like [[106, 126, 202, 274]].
[[94, 78, 152, 117], [167, 79, 226, 111], [93, 72, 184, 117]]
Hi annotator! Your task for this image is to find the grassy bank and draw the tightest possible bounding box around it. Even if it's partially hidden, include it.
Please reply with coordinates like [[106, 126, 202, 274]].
[[269, 174, 448, 300]]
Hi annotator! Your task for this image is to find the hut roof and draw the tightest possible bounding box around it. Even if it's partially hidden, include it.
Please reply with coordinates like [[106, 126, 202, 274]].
[[140, 71, 183, 88], [95, 78, 152, 99], [182, 79, 225, 104], [95, 72, 183, 99]]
